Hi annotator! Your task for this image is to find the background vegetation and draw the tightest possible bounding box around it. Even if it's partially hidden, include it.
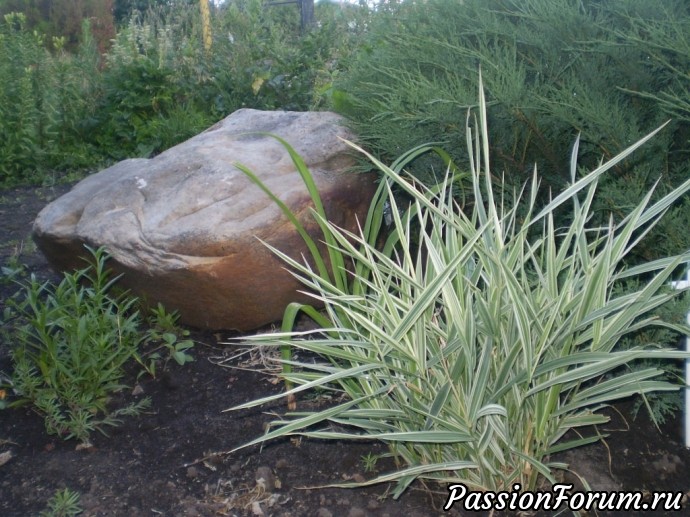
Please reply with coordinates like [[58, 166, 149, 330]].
[[2, 0, 688, 260], [1, 0, 690, 496], [336, 0, 690, 261], [0, 0, 368, 183]]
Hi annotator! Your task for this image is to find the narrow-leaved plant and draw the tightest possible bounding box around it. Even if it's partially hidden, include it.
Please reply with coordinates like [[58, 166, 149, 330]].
[[228, 78, 690, 496], [5, 246, 151, 443]]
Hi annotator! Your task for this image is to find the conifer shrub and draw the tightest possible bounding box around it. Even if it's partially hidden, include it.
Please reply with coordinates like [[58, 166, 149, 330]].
[[335, 0, 690, 263]]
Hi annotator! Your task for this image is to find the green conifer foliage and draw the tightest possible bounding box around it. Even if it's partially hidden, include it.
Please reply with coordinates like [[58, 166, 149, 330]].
[[336, 0, 690, 261]]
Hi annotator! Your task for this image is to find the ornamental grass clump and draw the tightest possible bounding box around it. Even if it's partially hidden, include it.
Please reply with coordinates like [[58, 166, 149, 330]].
[[229, 83, 690, 495]]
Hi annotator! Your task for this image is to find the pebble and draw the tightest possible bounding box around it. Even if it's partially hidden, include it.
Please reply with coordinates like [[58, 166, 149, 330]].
[[351, 473, 366, 483], [131, 384, 144, 396], [255, 465, 276, 490]]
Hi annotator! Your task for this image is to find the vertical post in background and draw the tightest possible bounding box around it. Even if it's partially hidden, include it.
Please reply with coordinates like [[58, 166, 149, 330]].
[[671, 268, 690, 448], [199, 0, 212, 52], [300, 0, 314, 32]]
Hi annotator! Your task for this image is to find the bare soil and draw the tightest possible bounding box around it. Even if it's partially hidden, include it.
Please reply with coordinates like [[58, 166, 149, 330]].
[[1, 183, 689, 517]]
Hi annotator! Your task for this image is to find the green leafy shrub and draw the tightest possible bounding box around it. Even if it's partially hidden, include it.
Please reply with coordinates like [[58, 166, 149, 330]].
[[4, 246, 150, 443], [94, 7, 214, 159], [230, 82, 690, 496], [0, 1, 368, 184], [212, 0, 370, 112], [92, 0, 367, 159]]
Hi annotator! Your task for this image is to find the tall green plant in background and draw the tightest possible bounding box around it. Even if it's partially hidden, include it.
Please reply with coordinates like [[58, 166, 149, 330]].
[[230, 82, 690, 496], [212, 0, 369, 112], [0, 12, 47, 183], [96, 4, 214, 159], [0, 13, 103, 183], [0, 0, 368, 182], [49, 20, 105, 171]]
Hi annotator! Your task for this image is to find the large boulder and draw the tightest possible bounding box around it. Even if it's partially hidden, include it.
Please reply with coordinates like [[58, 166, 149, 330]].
[[33, 109, 375, 331]]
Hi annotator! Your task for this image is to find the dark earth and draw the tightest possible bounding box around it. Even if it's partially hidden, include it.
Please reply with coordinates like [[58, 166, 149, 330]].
[[1, 183, 690, 516]]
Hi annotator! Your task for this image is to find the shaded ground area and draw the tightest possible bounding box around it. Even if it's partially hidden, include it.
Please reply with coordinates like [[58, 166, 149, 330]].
[[0, 184, 689, 516]]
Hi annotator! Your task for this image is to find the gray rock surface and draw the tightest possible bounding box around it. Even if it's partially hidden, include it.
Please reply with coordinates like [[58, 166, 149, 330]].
[[33, 109, 375, 330]]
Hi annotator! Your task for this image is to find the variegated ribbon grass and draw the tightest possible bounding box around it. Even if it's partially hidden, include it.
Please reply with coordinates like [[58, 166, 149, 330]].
[[233, 132, 460, 407], [228, 80, 690, 496]]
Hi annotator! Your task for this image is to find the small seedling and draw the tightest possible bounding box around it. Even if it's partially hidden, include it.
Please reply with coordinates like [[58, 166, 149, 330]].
[[141, 303, 195, 377], [0, 379, 8, 410], [1, 254, 26, 284], [360, 452, 379, 473], [157, 332, 195, 366], [40, 488, 82, 517]]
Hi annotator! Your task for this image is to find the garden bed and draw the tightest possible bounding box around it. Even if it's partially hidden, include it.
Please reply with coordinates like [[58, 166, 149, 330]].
[[0, 184, 689, 516]]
